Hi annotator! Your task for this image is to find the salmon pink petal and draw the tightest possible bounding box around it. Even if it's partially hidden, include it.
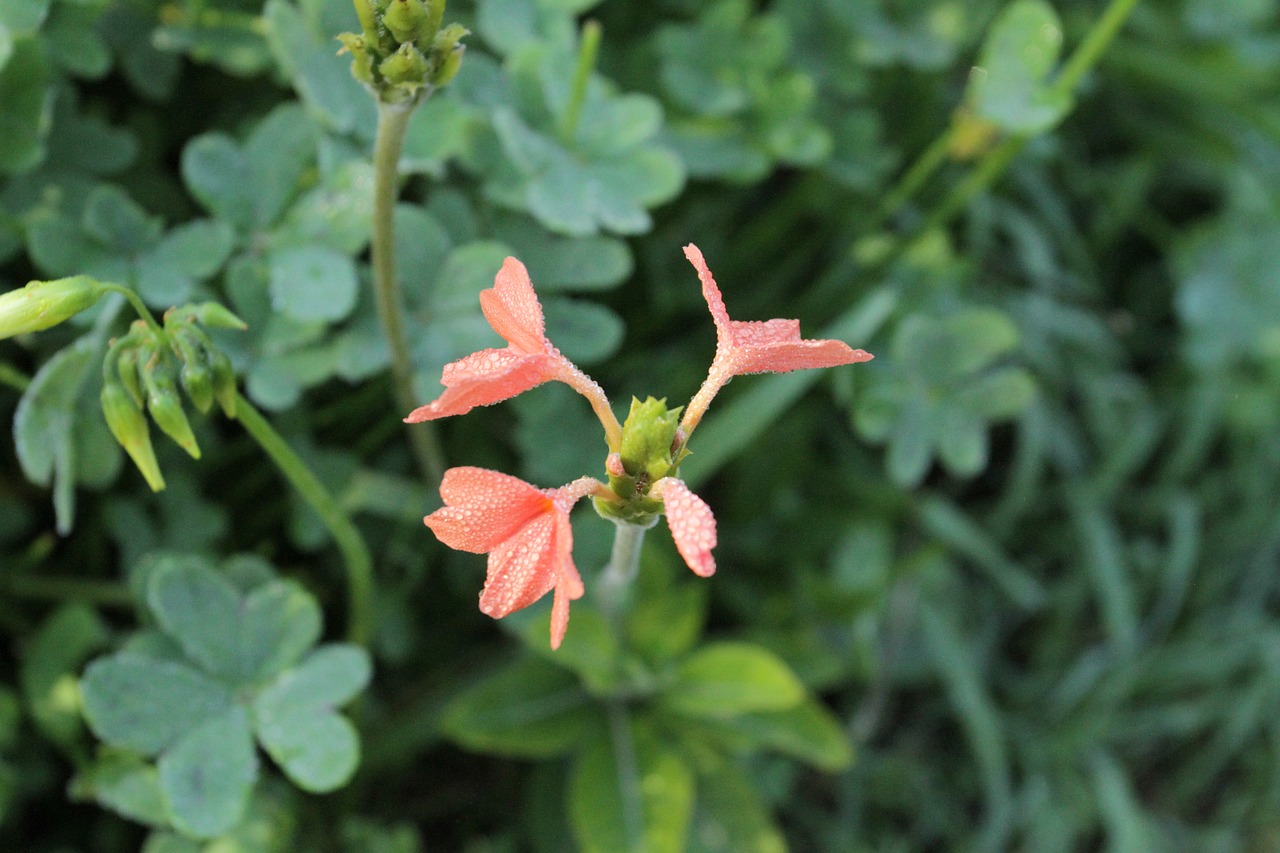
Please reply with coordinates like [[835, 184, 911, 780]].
[[404, 348, 558, 422], [479, 257, 548, 354], [684, 244, 731, 336], [479, 511, 559, 618], [657, 477, 717, 577], [425, 467, 551, 553]]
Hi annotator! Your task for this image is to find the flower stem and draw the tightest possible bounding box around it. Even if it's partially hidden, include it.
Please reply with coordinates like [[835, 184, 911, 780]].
[[872, 127, 956, 231], [606, 700, 644, 848], [596, 519, 650, 627], [0, 362, 30, 392], [101, 283, 165, 337], [559, 19, 601, 144], [371, 100, 446, 487], [232, 392, 375, 647], [0, 573, 134, 608]]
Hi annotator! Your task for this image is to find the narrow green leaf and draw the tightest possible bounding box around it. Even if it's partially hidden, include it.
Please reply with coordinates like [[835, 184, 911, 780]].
[[689, 757, 786, 853], [440, 657, 600, 758], [718, 698, 854, 772], [569, 719, 695, 853], [660, 642, 804, 720]]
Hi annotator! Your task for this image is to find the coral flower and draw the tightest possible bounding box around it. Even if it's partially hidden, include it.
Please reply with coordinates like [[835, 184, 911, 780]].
[[679, 244, 874, 432], [405, 257, 622, 449], [425, 467, 605, 649]]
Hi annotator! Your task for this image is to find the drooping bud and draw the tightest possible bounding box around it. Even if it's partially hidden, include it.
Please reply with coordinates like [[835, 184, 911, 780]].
[[180, 360, 214, 414], [0, 277, 106, 340], [113, 344, 146, 408], [145, 365, 201, 460], [101, 382, 166, 492]]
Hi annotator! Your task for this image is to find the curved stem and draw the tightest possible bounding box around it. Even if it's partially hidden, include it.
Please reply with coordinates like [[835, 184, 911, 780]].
[[0, 362, 30, 392], [101, 283, 165, 337], [232, 392, 375, 648], [371, 101, 446, 487], [559, 20, 601, 144]]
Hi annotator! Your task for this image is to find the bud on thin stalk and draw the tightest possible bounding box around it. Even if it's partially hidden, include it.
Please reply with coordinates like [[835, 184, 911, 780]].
[[0, 277, 106, 340], [101, 382, 166, 492], [144, 360, 202, 460]]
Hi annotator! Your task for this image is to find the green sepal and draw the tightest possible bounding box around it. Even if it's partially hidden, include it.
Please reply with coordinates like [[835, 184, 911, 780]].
[[191, 302, 248, 331], [592, 493, 663, 526], [101, 383, 165, 492], [180, 360, 214, 415], [337, 32, 377, 87], [421, 0, 446, 50]]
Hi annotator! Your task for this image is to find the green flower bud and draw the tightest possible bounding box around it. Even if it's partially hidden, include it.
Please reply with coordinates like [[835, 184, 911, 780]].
[[619, 396, 682, 483], [145, 365, 201, 460], [115, 347, 146, 408], [351, 0, 378, 41], [180, 359, 214, 414], [0, 277, 106, 340], [383, 0, 430, 44], [430, 42, 464, 87], [101, 382, 165, 492], [337, 32, 376, 87], [422, 0, 446, 48], [209, 350, 238, 419], [193, 302, 247, 330], [379, 42, 429, 88]]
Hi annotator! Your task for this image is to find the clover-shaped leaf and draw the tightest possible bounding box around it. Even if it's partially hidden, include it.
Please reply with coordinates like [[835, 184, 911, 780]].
[[656, 0, 830, 182], [965, 0, 1071, 135], [0, 40, 52, 173], [27, 184, 235, 306], [854, 308, 1036, 487], [79, 556, 369, 839], [466, 41, 684, 236], [252, 645, 370, 793]]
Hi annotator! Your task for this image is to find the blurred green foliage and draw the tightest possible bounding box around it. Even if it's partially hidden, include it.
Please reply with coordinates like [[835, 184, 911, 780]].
[[3, 0, 1280, 850]]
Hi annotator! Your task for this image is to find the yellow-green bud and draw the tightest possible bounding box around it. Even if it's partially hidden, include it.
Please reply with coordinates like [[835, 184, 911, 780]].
[[180, 360, 214, 414], [422, 0, 445, 48], [379, 42, 429, 88], [430, 43, 464, 87], [0, 277, 105, 340], [351, 0, 378, 41], [209, 350, 238, 418], [337, 32, 376, 86], [192, 301, 247, 331], [619, 396, 682, 483], [145, 368, 201, 460], [383, 0, 430, 44], [115, 346, 145, 408], [101, 383, 165, 492]]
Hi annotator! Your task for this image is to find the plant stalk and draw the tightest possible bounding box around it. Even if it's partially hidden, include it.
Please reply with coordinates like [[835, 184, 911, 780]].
[[559, 19, 601, 143], [596, 519, 649, 627], [0, 362, 30, 392], [233, 392, 375, 647], [371, 101, 446, 487]]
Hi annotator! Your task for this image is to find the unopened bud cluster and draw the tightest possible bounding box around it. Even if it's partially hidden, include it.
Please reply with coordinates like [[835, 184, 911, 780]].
[[101, 303, 246, 492], [594, 397, 690, 526], [339, 0, 466, 106]]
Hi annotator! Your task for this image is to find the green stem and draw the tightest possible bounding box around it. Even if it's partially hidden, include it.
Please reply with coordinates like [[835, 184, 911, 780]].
[[102, 283, 165, 337], [597, 520, 648, 611], [0, 362, 30, 392], [1051, 0, 1141, 101], [371, 101, 446, 487], [606, 701, 645, 848], [873, 127, 956, 230], [559, 19, 601, 144], [232, 392, 375, 647], [0, 573, 134, 608]]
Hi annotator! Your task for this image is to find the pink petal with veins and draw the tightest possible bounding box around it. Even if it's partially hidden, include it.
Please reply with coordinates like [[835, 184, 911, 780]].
[[425, 467, 551, 553], [404, 348, 558, 422], [479, 257, 548, 354]]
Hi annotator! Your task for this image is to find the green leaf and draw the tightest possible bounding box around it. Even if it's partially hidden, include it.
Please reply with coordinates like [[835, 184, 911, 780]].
[[147, 559, 323, 683], [431, 240, 513, 315], [137, 219, 236, 305], [13, 336, 100, 534], [0, 39, 51, 173], [689, 758, 786, 853], [0, 0, 51, 35], [263, 0, 374, 134], [490, 225, 633, 292], [252, 645, 371, 793], [80, 653, 236, 755], [440, 657, 600, 758], [967, 0, 1071, 134], [268, 244, 359, 323], [70, 751, 169, 827], [718, 698, 854, 772], [659, 642, 805, 720], [273, 162, 374, 254], [158, 705, 258, 839], [569, 721, 695, 853], [956, 366, 1036, 419], [82, 184, 162, 252], [936, 404, 988, 476], [886, 394, 933, 489], [20, 603, 108, 748], [628, 581, 707, 666], [509, 607, 621, 695]]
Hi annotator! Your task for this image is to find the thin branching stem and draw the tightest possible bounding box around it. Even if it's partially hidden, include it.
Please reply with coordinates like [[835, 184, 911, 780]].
[[233, 392, 375, 647]]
